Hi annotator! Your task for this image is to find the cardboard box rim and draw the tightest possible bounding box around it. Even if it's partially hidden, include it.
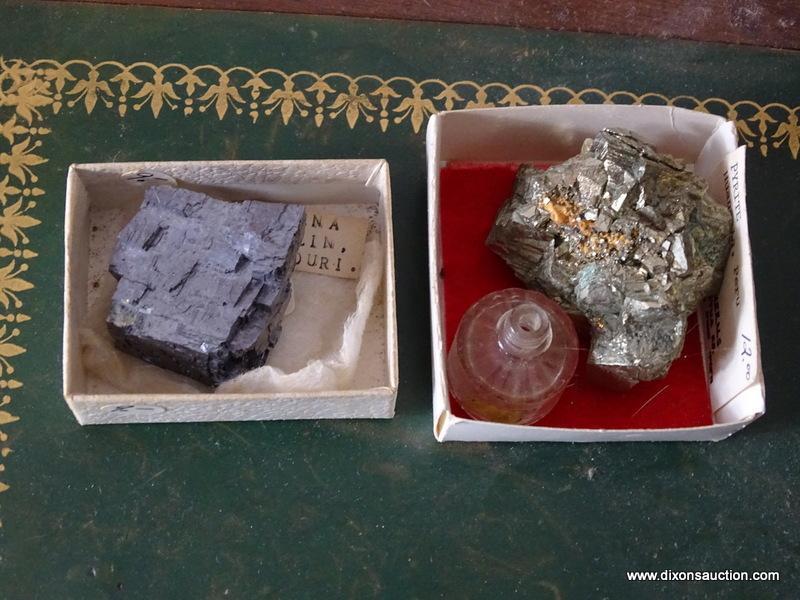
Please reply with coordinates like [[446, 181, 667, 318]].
[[63, 158, 399, 425], [426, 104, 766, 442]]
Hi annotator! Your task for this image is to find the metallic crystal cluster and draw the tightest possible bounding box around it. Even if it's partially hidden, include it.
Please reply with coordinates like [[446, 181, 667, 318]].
[[487, 129, 732, 385], [108, 186, 305, 386]]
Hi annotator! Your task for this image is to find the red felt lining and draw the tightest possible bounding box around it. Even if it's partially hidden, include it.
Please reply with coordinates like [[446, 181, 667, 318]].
[[439, 162, 713, 429]]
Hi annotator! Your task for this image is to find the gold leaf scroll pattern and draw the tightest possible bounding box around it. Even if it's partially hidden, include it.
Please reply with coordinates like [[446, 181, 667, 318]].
[[0, 58, 45, 497], [1, 58, 798, 158]]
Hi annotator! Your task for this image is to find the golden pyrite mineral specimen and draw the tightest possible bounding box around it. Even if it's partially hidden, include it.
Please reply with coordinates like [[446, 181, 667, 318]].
[[487, 129, 732, 386]]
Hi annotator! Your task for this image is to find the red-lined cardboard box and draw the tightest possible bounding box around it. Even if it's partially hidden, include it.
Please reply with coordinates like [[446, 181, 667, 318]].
[[427, 105, 764, 442]]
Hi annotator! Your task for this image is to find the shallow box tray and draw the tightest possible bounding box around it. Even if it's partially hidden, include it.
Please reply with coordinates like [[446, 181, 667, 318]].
[[64, 159, 398, 424], [427, 105, 764, 442]]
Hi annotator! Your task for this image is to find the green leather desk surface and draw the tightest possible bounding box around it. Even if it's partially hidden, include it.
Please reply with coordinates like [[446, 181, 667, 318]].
[[0, 1, 798, 597]]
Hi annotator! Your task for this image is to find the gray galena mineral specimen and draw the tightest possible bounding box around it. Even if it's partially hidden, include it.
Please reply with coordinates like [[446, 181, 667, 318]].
[[107, 185, 305, 386], [487, 129, 732, 386]]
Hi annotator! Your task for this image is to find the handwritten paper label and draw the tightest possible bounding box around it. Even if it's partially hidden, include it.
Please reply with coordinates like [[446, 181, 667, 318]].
[[702, 146, 761, 409], [101, 404, 169, 415], [295, 211, 369, 279], [122, 170, 177, 187]]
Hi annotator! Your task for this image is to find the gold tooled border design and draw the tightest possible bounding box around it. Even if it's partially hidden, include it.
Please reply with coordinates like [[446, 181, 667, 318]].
[[0, 56, 797, 514], [2, 58, 798, 156], [0, 59, 47, 518]]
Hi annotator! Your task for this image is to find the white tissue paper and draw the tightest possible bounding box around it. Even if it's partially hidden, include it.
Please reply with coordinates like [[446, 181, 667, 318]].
[[81, 205, 383, 395]]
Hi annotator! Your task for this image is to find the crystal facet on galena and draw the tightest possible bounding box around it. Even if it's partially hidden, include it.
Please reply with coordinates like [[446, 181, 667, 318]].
[[107, 186, 305, 386], [487, 129, 733, 386]]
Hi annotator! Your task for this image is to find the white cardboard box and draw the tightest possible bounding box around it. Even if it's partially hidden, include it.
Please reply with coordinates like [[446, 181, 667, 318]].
[[63, 159, 398, 424], [427, 105, 765, 442]]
